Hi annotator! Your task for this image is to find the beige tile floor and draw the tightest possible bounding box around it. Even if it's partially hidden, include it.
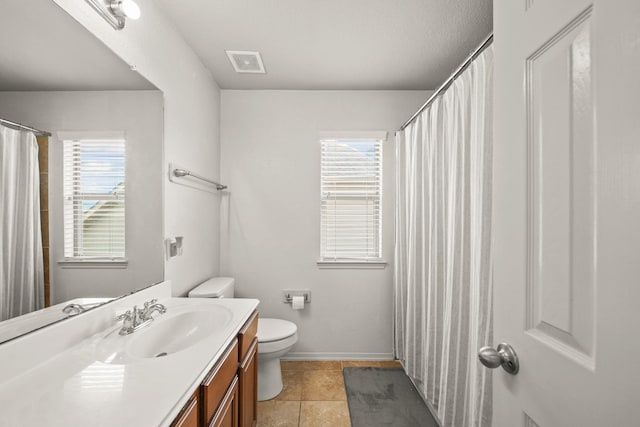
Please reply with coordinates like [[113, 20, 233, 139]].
[[257, 360, 401, 427]]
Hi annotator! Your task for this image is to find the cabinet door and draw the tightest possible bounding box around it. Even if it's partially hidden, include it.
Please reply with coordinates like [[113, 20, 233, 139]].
[[202, 339, 239, 425], [171, 393, 199, 427], [210, 377, 239, 427], [238, 338, 258, 427]]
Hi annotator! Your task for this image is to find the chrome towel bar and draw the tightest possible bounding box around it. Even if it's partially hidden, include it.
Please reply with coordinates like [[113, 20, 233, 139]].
[[172, 168, 227, 190]]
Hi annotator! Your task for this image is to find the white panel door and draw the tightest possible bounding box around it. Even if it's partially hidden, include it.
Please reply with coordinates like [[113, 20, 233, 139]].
[[492, 0, 640, 425]]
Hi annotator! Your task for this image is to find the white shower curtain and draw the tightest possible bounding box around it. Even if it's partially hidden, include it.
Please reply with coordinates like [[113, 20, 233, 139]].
[[0, 125, 44, 321], [394, 46, 493, 427]]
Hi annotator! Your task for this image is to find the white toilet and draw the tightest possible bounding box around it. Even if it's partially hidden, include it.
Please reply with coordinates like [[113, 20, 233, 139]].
[[188, 277, 298, 401]]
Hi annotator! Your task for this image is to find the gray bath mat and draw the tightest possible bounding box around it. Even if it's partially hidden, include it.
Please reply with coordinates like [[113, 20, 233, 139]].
[[343, 367, 438, 427]]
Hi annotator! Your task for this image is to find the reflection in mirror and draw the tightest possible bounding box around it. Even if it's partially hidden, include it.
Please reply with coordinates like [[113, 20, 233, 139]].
[[0, 0, 164, 344]]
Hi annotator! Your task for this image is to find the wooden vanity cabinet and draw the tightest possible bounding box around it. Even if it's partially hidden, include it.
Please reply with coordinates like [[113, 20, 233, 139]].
[[202, 339, 239, 426], [237, 311, 258, 357], [209, 377, 239, 427], [238, 338, 258, 427], [170, 310, 259, 427], [237, 311, 258, 427], [171, 392, 199, 427]]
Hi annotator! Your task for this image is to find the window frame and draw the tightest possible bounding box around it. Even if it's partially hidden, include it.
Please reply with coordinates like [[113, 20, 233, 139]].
[[317, 131, 387, 269], [58, 131, 128, 267]]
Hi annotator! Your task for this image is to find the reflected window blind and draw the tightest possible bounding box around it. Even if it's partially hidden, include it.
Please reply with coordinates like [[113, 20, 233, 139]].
[[320, 138, 382, 261], [63, 139, 126, 258]]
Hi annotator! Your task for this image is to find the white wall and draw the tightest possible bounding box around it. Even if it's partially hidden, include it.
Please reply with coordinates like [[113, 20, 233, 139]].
[[0, 91, 164, 303], [220, 90, 429, 358], [54, 0, 223, 296]]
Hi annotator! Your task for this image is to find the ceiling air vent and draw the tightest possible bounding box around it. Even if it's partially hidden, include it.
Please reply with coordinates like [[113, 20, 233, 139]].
[[225, 50, 266, 74]]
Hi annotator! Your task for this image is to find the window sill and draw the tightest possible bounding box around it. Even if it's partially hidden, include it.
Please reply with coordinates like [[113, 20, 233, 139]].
[[316, 260, 387, 269], [57, 258, 128, 269]]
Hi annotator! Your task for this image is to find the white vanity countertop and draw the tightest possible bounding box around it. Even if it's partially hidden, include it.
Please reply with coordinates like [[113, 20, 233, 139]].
[[0, 297, 259, 427]]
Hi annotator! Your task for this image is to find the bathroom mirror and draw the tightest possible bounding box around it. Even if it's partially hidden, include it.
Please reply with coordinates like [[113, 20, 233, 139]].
[[0, 0, 164, 344]]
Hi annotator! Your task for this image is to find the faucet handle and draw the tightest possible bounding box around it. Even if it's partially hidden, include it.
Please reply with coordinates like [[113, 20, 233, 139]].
[[116, 310, 132, 321]]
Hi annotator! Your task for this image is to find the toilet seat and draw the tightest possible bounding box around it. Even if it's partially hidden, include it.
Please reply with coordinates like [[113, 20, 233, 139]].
[[258, 333, 298, 355], [258, 318, 297, 343]]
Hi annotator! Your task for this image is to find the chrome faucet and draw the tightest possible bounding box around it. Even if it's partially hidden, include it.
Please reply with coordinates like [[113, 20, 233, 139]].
[[116, 299, 167, 335], [62, 302, 103, 315], [62, 303, 86, 315], [139, 299, 167, 321], [116, 306, 144, 335]]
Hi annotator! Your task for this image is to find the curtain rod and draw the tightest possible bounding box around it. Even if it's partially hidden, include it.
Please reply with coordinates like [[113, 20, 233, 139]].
[[0, 118, 51, 137], [399, 32, 494, 131]]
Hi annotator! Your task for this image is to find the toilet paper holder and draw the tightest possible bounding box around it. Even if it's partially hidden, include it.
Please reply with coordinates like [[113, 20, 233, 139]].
[[283, 290, 311, 304]]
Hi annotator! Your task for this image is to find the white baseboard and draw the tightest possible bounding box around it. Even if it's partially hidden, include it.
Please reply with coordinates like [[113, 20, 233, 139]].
[[283, 352, 395, 360]]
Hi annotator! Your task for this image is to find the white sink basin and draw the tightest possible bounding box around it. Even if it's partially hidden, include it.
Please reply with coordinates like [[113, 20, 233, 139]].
[[128, 308, 231, 358], [97, 303, 233, 364]]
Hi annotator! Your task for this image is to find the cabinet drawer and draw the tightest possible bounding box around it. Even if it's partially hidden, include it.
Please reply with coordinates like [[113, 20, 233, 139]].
[[238, 311, 258, 361], [171, 393, 198, 427], [202, 339, 239, 425], [209, 376, 239, 427]]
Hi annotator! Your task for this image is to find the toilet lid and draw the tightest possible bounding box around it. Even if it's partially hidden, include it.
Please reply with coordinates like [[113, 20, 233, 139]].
[[258, 318, 297, 343]]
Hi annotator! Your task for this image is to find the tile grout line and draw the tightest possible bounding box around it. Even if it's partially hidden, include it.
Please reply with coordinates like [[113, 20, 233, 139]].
[[259, 360, 401, 426]]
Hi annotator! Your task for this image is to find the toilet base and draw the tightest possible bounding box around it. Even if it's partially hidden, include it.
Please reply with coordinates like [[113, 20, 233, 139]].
[[258, 355, 284, 401]]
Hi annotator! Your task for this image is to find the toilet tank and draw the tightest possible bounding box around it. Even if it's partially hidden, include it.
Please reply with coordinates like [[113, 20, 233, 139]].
[[188, 277, 235, 298]]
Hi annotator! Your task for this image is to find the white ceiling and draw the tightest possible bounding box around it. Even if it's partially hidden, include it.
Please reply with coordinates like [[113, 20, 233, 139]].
[[0, 0, 155, 91], [156, 0, 492, 90]]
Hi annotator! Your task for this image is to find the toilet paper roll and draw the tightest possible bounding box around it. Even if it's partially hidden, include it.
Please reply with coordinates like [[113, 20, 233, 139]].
[[291, 295, 305, 310]]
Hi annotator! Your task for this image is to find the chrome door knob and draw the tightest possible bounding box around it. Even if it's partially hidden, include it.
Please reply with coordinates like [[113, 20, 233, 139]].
[[478, 343, 519, 375]]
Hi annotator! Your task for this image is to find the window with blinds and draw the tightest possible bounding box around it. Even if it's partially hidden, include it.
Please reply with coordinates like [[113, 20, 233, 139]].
[[63, 138, 126, 259], [320, 137, 382, 262]]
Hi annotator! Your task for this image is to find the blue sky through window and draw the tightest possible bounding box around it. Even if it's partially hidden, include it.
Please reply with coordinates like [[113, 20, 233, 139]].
[[77, 142, 125, 213]]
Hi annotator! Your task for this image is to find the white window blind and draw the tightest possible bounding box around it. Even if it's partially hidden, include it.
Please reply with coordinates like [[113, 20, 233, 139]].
[[63, 138, 126, 259], [320, 138, 383, 261]]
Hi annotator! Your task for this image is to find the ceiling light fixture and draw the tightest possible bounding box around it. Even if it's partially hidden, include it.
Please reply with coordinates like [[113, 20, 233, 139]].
[[111, 0, 141, 20], [85, 0, 141, 30]]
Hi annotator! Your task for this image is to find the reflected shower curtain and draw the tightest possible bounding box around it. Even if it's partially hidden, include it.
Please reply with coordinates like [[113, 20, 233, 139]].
[[0, 125, 44, 320], [394, 46, 493, 427]]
